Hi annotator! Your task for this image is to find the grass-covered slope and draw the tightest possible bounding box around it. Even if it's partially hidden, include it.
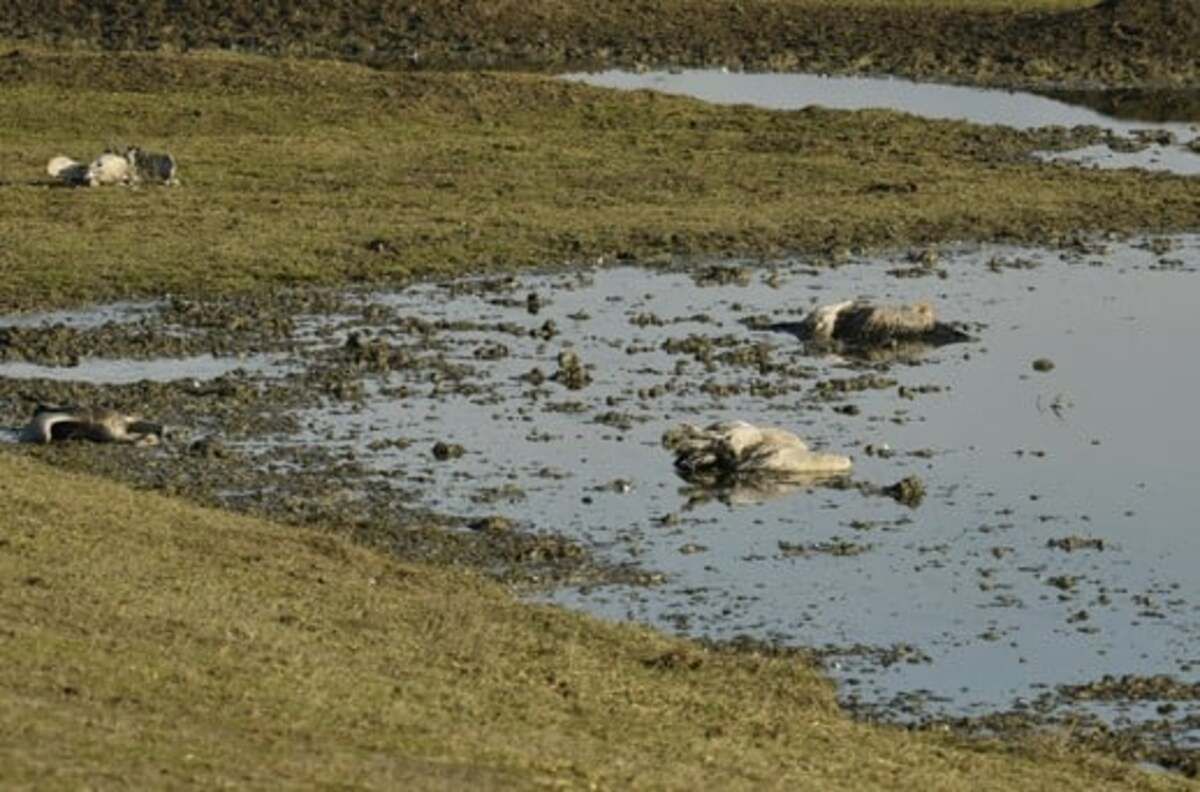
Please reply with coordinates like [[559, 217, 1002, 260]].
[[0, 452, 1190, 790], [1, 48, 1197, 311]]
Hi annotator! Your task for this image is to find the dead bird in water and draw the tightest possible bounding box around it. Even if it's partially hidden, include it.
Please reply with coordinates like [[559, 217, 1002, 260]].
[[19, 405, 163, 446], [665, 420, 852, 479], [769, 299, 971, 351]]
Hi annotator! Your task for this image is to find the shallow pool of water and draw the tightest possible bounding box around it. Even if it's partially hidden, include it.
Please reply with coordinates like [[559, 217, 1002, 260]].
[[5, 238, 1200, 741], [0, 300, 163, 330], [266, 237, 1200, 728], [0, 352, 291, 384], [564, 70, 1200, 175]]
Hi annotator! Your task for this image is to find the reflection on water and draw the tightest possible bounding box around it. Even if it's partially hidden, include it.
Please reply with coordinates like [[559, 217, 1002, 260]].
[[1036, 88, 1200, 124], [262, 236, 1200, 729], [565, 70, 1200, 175], [0, 352, 290, 384], [5, 236, 1200, 738]]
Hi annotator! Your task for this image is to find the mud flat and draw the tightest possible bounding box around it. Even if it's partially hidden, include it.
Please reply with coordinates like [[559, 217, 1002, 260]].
[[4, 234, 1200, 770]]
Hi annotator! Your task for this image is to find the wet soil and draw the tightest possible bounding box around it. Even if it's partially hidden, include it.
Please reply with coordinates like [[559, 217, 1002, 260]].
[[0, 293, 652, 590], [4, 234, 1200, 772], [4, 2, 1200, 774], [1, 0, 1200, 88]]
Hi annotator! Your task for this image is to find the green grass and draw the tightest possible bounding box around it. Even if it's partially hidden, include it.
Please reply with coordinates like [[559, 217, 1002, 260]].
[[0, 47, 1197, 310], [2, 41, 1199, 788], [1, 452, 1190, 790]]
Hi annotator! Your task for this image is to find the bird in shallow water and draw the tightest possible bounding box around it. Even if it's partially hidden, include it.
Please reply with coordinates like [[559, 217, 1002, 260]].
[[19, 405, 163, 446], [664, 420, 852, 479]]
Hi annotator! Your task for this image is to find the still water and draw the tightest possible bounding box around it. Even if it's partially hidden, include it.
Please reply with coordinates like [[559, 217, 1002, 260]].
[[564, 70, 1200, 175], [4, 236, 1198, 737]]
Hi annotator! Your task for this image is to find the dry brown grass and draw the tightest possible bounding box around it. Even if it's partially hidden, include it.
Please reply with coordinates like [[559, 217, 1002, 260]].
[[0, 452, 1192, 790]]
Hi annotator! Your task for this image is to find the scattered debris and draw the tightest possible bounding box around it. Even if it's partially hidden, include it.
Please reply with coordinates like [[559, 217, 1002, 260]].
[[692, 264, 751, 287], [468, 516, 514, 533], [432, 441, 465, 460], [778, 539, 871, 557], [552, 349, 592, 390], [1047, 536, 1106, 552], [188, 435, 230, 459]]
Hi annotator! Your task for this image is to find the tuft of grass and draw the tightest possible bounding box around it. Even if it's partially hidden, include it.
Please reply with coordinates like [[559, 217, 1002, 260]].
[[0, 451, 1190, 790], [1, 47, 1198, 311]]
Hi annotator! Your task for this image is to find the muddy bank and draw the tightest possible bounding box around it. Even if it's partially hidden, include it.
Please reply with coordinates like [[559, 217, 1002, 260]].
[[5, 234, 1200, 773], [1, 0, 1199, 88], [0, 291, 653, 591]]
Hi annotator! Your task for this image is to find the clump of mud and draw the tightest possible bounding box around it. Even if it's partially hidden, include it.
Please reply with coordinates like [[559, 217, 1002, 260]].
[[552, 350, 591, 390], [882, 475, 925, 507]]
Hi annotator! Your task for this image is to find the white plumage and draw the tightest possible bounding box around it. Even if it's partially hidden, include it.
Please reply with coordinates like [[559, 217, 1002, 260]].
[[665, 420, 852, 477]]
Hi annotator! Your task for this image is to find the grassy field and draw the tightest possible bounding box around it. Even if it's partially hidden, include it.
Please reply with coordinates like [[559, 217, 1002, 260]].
[[2, 29, 1199, 789], [1, 47, 1197, 310], [1, 453, 1191, 790]]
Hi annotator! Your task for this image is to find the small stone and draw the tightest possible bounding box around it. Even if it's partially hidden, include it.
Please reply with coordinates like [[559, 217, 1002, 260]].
[[188, 435, 227, 459], [884, 475, 926, 507], [468, 516, 513, 533], [432, 441, 465, 461]]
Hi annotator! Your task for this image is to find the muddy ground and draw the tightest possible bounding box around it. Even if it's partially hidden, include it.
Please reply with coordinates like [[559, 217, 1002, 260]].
[[4, 242, 1200, 776], [0, 289, 657, 590], [2, 0, 1200, 780], [2, 0, 1199, 88]]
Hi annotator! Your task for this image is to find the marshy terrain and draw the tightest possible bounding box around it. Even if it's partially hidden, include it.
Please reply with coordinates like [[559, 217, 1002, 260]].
[[3, 1, 1200, 788]]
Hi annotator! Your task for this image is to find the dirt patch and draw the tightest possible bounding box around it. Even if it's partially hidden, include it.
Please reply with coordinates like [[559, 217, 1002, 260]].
[[1, 0, 1198, 87]]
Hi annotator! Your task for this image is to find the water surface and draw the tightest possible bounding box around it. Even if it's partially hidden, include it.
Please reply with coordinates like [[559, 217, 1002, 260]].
[[0, 352, 291, 384], [241, 237, 1200, 730], [565, 70, 1200, 175], [5, 238, 1200, 740]]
